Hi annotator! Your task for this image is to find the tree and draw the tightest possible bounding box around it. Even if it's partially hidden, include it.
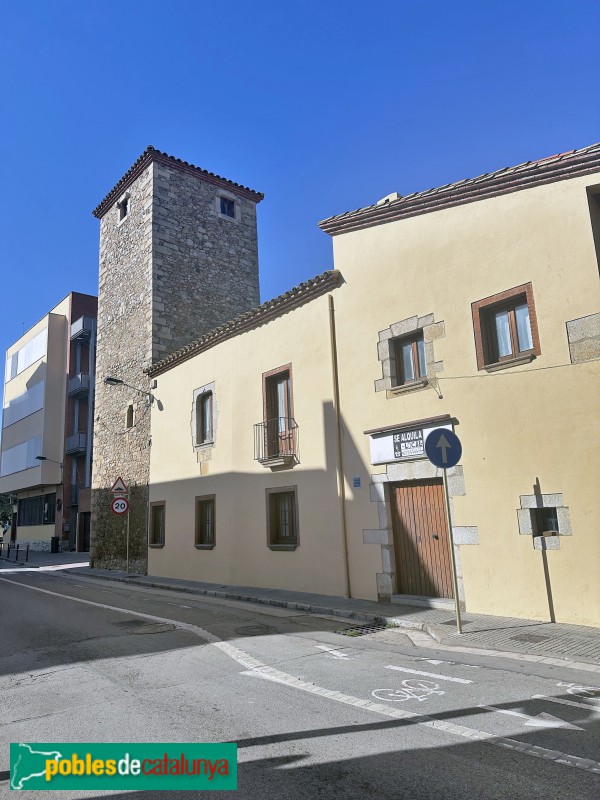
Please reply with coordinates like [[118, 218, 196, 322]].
[[0, 494, 13, 526]]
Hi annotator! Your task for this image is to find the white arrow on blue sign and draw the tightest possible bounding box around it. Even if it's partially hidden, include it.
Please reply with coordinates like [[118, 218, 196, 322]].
[[425, 428, 462, 469]]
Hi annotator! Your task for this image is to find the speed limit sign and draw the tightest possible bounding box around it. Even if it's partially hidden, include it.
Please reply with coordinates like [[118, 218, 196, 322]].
[[111, 496, 129, 515]]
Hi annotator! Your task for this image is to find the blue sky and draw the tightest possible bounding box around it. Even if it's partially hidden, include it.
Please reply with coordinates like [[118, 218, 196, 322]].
[[0, 0, 598, 366]]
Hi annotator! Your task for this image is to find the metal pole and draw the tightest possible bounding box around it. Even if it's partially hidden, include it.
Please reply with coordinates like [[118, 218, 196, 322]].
[[126, 507, 130, 575], [442, 468, 462, 634]]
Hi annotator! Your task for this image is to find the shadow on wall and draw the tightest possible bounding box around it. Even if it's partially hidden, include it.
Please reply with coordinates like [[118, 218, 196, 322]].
[[88, 399, 449, 610]]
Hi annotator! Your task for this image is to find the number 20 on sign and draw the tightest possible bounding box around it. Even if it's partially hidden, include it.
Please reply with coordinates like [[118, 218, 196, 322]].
[[111, 496, 129, 515]]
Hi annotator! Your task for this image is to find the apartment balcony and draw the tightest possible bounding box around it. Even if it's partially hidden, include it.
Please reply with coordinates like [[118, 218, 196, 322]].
[[70, 316, 96, 341], [254, 418, 299, 468], [68, 372, 90, 397], [65, 433, 87, 456]]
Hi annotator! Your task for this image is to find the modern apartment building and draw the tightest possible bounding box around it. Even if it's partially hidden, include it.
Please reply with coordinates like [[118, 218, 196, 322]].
[[0, 292, 98, 551]]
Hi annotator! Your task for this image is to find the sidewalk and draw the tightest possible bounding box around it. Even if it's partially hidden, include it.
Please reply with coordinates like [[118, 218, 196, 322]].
[[4, 552, 598, 667], [0, 550, 89, 569]]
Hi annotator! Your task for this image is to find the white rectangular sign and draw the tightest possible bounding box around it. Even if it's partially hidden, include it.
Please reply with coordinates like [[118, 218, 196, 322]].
[[369, 423, 452, 466]]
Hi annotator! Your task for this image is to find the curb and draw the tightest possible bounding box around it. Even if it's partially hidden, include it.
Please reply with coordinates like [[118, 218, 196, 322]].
[[68, 568, 413, 627], [64, 568, 600, 670]]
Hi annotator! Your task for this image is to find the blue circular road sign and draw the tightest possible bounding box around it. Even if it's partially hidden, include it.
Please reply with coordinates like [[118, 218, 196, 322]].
[[425, 428, 462, 469]]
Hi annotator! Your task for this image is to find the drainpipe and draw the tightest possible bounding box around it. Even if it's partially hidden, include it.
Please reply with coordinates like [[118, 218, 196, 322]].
[[84, 320, 96, 489], [328, 295, 352, 599]]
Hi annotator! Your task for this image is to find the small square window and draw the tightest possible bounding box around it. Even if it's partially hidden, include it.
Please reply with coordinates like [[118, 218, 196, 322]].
[[266, 487, 298, 549], [149, 502, 165, 547], [393, 333, 427, 386], [472, 283, 540, 370], [484, 300, 533, 362], [219, 197, 235, 218], [531, 507, 559, 536], [195, 495, 215, 548]]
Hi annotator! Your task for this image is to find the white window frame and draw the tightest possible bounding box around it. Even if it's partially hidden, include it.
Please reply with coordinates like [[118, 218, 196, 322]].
[[192, 382, 216, 450]]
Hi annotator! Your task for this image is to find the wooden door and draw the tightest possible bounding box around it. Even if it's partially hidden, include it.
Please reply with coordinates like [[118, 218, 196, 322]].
[[265, 371, 292, 457], [391, 480, 453, 598]]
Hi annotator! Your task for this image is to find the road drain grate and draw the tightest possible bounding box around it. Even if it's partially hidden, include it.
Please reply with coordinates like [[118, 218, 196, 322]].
[[335, 622, 389, 637]]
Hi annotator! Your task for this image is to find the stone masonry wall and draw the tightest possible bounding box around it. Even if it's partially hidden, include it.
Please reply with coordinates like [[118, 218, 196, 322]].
[[91, 163, 154, 573], [91, 155, 261, 573], [151, 162, 260, 361]]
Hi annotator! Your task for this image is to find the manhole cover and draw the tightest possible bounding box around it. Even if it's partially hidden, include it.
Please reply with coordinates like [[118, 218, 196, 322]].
[[336, 622, 389, 637], [115, 619, 148, 628], [511, 632, 551, 643], [114, 619, 176, 635], [234, 624, 276, 637]]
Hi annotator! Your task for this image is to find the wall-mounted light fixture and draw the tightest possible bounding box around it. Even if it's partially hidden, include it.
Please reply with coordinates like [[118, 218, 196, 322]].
[[103, 376, 155, 404], [36, 455, 63, 467], [35, 455, 64, 480]]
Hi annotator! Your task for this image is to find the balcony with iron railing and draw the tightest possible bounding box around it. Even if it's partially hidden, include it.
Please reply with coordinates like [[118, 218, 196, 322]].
[[67, 372, 90, 397], [254, 417, 299, 468], [65, 433, 87, 456]]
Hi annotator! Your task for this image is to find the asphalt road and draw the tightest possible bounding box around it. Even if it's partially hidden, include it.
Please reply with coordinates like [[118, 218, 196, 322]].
[[0, 565, 599, 799]]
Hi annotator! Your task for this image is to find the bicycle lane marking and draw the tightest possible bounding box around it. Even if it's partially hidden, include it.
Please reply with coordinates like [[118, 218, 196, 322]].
[[2, 575, 599, 776], [372, 681, 445, 703]]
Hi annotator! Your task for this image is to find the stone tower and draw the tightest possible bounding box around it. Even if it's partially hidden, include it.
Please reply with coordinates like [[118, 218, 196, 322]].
[[90, 146, 263, 572]]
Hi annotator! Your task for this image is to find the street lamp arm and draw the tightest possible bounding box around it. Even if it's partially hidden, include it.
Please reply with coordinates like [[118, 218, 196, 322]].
[[103, 376, 155, 403]]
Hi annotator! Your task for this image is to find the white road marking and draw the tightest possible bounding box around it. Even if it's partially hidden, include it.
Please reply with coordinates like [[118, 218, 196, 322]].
[[0, 563, 89, 574], [372, 681, 444, 703], [386, 665, 473, 684], [416, 658, 480, 669], [533, 694, 600, 713], [557, 681, 600, 699], [480, 705, 584, 731], [2, 575, 598, 775], [315, 645, 350, 660]]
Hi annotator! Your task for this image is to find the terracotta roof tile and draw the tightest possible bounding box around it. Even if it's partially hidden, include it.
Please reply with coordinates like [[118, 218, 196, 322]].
[[319, 142, 600, 235], [146, 269, 342, 376], [93, 146, 263, 219]]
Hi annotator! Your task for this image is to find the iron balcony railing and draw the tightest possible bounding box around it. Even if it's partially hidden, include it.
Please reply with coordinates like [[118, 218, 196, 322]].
[[67, 372, 90, 397], [254, 417, 299, 464], [65, 433, 87, 456]]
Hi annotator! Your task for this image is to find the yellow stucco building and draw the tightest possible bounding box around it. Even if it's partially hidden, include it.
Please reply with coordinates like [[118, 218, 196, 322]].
[[145, 143, 600, 626]]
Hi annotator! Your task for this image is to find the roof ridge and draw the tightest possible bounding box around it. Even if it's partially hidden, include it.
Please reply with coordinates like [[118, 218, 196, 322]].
[[93, 146, 264, 219], [146, 269, 342, 376], [319, 142, 600, 233]]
